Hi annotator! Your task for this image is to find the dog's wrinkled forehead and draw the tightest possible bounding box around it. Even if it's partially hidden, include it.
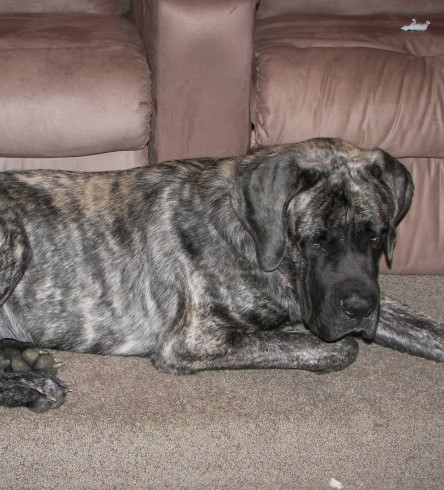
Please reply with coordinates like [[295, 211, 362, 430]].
[[234, 138, 412, 270], [291, 153, 390, 237]]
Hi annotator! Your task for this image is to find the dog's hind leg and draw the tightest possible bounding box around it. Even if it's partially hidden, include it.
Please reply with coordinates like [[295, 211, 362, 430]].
[[0, 207, 68, 411], [373, 298, 444, 362], [0, 338, 67, 412], [0, 206, 32, 306], [152, 324, 359, 375]]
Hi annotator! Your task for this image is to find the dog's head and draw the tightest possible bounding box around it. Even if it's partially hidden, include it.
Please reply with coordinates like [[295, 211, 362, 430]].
[[231, 138, 414, 342]]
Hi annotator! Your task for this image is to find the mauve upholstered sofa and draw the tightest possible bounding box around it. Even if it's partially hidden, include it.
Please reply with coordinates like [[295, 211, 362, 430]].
[[0, 0, 151, 171], [1, 1, 443, 488]]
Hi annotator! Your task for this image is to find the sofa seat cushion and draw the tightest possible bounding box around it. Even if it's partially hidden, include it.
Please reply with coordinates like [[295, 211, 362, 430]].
[[252, 15, 444, 158], [0, 13, 151, 158]]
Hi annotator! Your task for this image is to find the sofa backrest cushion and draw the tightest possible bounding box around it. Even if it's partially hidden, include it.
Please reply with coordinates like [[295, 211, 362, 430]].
[[0, 0, 130, 15], [257, 0, 444, 19]]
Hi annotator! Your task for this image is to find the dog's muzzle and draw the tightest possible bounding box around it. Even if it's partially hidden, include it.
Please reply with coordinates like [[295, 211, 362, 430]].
[[308, 280, 380, 342]]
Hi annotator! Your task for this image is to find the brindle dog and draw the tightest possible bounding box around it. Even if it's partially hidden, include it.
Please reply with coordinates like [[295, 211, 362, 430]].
[[0, 138, 442, 412]]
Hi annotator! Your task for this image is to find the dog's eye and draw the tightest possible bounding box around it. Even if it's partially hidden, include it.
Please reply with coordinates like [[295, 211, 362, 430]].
[[307, 234, 326, 250]]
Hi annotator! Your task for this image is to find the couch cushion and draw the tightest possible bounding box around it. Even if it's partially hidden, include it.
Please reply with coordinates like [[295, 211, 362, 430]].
[[251, 15, 444, 158], [0, 0, 130, 15], [0, 13, 151, 158]]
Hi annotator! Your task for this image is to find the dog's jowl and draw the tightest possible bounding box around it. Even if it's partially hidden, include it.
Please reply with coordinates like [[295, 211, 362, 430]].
[[0, 138, 442, 411]]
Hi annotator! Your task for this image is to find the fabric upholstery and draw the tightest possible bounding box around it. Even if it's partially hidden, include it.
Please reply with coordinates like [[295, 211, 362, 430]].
[[133, 0, 256, 163], [0, 0, 130, 15], [252, 15, 444, 157], [0, 13, 151, 159]]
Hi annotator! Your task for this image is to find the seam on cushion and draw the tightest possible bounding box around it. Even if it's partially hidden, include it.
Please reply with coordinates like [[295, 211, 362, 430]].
[[255, 40, 444, 58], [0, 44, 143, 51], [251, 52, 268, 147]]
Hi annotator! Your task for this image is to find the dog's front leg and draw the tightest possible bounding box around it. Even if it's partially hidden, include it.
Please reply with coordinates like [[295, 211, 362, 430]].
[[0, 339, 68, 412], [373, 298, 444, 362], [152, 322, 359, 375]]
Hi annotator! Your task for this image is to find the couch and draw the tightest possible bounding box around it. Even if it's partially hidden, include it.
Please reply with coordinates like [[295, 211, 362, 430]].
[[0, 0, 151, 171], [1, 1, 443, 488]]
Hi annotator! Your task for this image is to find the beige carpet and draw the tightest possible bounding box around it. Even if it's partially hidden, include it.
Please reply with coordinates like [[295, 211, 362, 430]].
[[1, 275, 443, 489]]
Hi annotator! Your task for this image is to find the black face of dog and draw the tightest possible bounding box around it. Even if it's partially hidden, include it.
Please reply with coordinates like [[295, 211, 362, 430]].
[[232, 138, 414, 342], [289, 184, 386, 341]]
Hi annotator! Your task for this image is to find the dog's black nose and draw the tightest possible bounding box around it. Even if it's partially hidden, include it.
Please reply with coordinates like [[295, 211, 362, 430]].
[[340, 292, 377, 319]]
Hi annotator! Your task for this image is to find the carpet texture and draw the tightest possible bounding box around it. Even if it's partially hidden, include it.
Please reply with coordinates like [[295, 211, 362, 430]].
[[1, 275, 443, 489]]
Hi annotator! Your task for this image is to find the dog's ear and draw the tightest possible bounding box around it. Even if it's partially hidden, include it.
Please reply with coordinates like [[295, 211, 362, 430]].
[[231, 152, 318, 271], [372, 150, 414, 264]]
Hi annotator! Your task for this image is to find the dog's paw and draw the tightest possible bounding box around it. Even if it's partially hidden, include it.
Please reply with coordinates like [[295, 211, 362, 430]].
[[0, 339, 63, 375], [11, 348, 63, 375], [2, 371, 68, 412], [151, 355, 196, 375]]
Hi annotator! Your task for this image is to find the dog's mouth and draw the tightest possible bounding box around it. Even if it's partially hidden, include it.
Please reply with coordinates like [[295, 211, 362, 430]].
[[304, 309, 379, 343], [315, 326, 377, 343]]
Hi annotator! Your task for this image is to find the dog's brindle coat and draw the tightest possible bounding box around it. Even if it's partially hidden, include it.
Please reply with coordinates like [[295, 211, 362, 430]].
[[0, 138, 443, 411]]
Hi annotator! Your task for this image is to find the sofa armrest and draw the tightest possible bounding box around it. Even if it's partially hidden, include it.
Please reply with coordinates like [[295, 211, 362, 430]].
[[132, 0, 256, 163]]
